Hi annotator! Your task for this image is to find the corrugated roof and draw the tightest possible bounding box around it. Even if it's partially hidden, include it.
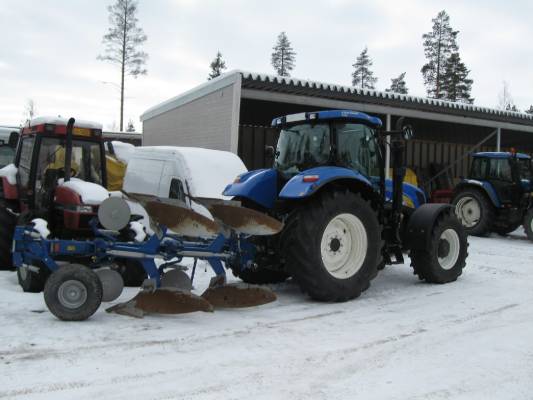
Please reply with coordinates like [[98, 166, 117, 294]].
[[141, 70, 533, 127], [240, 71, 533, 127]]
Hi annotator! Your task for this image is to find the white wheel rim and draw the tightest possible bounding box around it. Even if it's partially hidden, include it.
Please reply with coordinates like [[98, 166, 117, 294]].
[[530, 215, 533, 233], [320, 213, 368, 279], [58, 280, 87, 309], [438, 229, 461, 270], [455, 196, 480, 228]]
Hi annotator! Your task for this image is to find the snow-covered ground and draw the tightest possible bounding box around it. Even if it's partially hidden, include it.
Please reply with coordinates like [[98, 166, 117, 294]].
[[1, 231, 532, 399]]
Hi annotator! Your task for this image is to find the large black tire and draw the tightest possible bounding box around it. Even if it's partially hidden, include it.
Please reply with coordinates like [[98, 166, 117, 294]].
[[44, 264, 103, 321], [282, 190, 382, 302], [114, 259, 147, 287], [0, 205, 16, 270], [451, 188, 494, 236], [410, 211, 468, 283], [524, 209, 533, 242], [17, 264, 50, 293]]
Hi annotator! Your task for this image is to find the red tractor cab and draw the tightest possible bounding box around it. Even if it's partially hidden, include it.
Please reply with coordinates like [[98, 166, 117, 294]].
[[1, 117, 108, 238]]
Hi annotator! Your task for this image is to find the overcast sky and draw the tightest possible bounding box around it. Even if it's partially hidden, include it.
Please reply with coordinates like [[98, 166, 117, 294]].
[[1, 0, 532, 130]]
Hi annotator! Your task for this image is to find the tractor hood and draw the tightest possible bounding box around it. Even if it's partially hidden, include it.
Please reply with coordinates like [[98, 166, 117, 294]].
[[58, 178, 110, 205], [223, 169, 278, 209]]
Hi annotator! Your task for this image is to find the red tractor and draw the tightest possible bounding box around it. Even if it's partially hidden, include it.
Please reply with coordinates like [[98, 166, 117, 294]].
[[0, 117, 143, 291]]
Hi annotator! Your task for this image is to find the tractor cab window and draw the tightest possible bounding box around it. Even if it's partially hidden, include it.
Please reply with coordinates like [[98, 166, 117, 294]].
[[487, 158, 512, 182], [517, 158, 533, 181], [470, 157, 489, 180], [335, 123, 380, 177], [34, 138, 103, 208], [274, 123, 330, 177], [18, 137, 35, 190]]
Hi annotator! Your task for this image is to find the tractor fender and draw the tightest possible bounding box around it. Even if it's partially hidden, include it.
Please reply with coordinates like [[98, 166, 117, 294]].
[[278, 166, 373, 200], [403, 203, 454, 251], [454, 179, 500, 208], [223, 169, 278, 209]]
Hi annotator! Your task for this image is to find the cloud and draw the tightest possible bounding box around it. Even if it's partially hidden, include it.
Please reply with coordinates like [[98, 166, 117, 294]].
[[1, 0, 532, 128]]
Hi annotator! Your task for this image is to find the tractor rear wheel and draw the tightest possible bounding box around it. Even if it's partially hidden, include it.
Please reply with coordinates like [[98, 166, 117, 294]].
[[282, 190, 382, 302], [452, 189, 494, 236], [0, 204, 16, 270], [17, 263, 50, 293], [44, 264, 103, 321], [410, 211, 468, 283], [524, 209, 533, 242]]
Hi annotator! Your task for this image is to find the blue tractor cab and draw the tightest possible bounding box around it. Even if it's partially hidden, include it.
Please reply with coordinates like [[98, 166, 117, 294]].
[[452, 151, 533, 238], [223, 110, 468, 302]]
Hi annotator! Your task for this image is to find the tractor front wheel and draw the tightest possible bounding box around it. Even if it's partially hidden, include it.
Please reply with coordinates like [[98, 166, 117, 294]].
[[44, 264, 103, 321], [524, 209, 533, 242], [452, 189, 494, 236], [282, 190, 382, 302], [410, 212, 468, 283]]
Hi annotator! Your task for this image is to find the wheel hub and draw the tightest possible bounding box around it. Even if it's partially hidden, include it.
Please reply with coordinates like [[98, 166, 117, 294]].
[[455, 196, 480, 228], [329, 237, 341, 252], [320, 213, 368, 279], [438, 239, 450, 258], [437, 229, 461, 270], [58, 280, 87, 309]]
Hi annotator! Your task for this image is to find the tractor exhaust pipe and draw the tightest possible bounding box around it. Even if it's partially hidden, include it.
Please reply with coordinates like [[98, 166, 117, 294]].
[[64, 117, 75, 182]]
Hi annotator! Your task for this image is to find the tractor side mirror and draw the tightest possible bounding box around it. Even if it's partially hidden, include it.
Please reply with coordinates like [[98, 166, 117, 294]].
[[394, 117, 414, 140], [402, 125, 414, 140]]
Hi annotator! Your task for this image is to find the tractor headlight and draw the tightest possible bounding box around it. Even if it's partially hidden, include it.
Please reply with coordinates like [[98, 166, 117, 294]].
[[75, 205, 94, 213]]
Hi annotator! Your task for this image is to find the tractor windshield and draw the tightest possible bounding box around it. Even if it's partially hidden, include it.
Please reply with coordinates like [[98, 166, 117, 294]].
[[274, 123, 331, 177], [35, 137, 104, 188], [335, 123, 380, 177]]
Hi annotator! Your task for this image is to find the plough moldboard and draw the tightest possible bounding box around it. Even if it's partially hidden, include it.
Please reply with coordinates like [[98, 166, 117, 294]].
[[12, 195, 282, 321]]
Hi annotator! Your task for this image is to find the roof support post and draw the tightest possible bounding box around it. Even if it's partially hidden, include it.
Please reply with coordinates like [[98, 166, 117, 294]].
[[385, 114, 391, 179], [496, 127, 501, 151]]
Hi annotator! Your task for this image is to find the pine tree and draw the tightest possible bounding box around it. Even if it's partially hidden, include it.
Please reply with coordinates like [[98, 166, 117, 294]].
[[385, 72, 408, 94], [351, 47, 377, 90], [271, 32, 296, 77], [98, 0, 148, 131], [421, 10, 458, 99], [208, 51, 227, 80], [126, 119, 135, 132], [525, 105, 533, 114], [442, 53, 473, 103]]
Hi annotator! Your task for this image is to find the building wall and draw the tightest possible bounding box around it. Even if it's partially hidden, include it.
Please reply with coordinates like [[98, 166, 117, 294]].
[[143, 84, 237, 151]]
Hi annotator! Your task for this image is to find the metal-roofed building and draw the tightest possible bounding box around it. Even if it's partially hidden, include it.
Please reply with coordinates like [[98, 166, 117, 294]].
[[140, 70, 533, 189]]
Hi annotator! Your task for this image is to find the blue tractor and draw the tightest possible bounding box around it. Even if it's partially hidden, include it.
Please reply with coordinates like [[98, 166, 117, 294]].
[[223, 110, 468, 302], [451, 151, 533, 239]]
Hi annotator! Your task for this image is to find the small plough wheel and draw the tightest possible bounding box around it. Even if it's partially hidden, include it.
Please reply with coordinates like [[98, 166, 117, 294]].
[[410, 212, 468, 283], [44, 264, 103, 321]]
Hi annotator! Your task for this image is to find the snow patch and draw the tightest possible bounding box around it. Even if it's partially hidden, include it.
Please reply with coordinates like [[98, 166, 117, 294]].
[[0, 163, 17, 185], [111, 141, 136, 163], [58, 178, 109, 205], [128, 221, 146, 242], [31, 218, 50, 239], [29, 116, 103, 130]]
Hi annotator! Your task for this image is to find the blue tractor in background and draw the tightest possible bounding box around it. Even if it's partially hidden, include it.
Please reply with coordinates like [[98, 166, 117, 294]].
[[451, 151, 533, 240], [223, 110, 468, 302]]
